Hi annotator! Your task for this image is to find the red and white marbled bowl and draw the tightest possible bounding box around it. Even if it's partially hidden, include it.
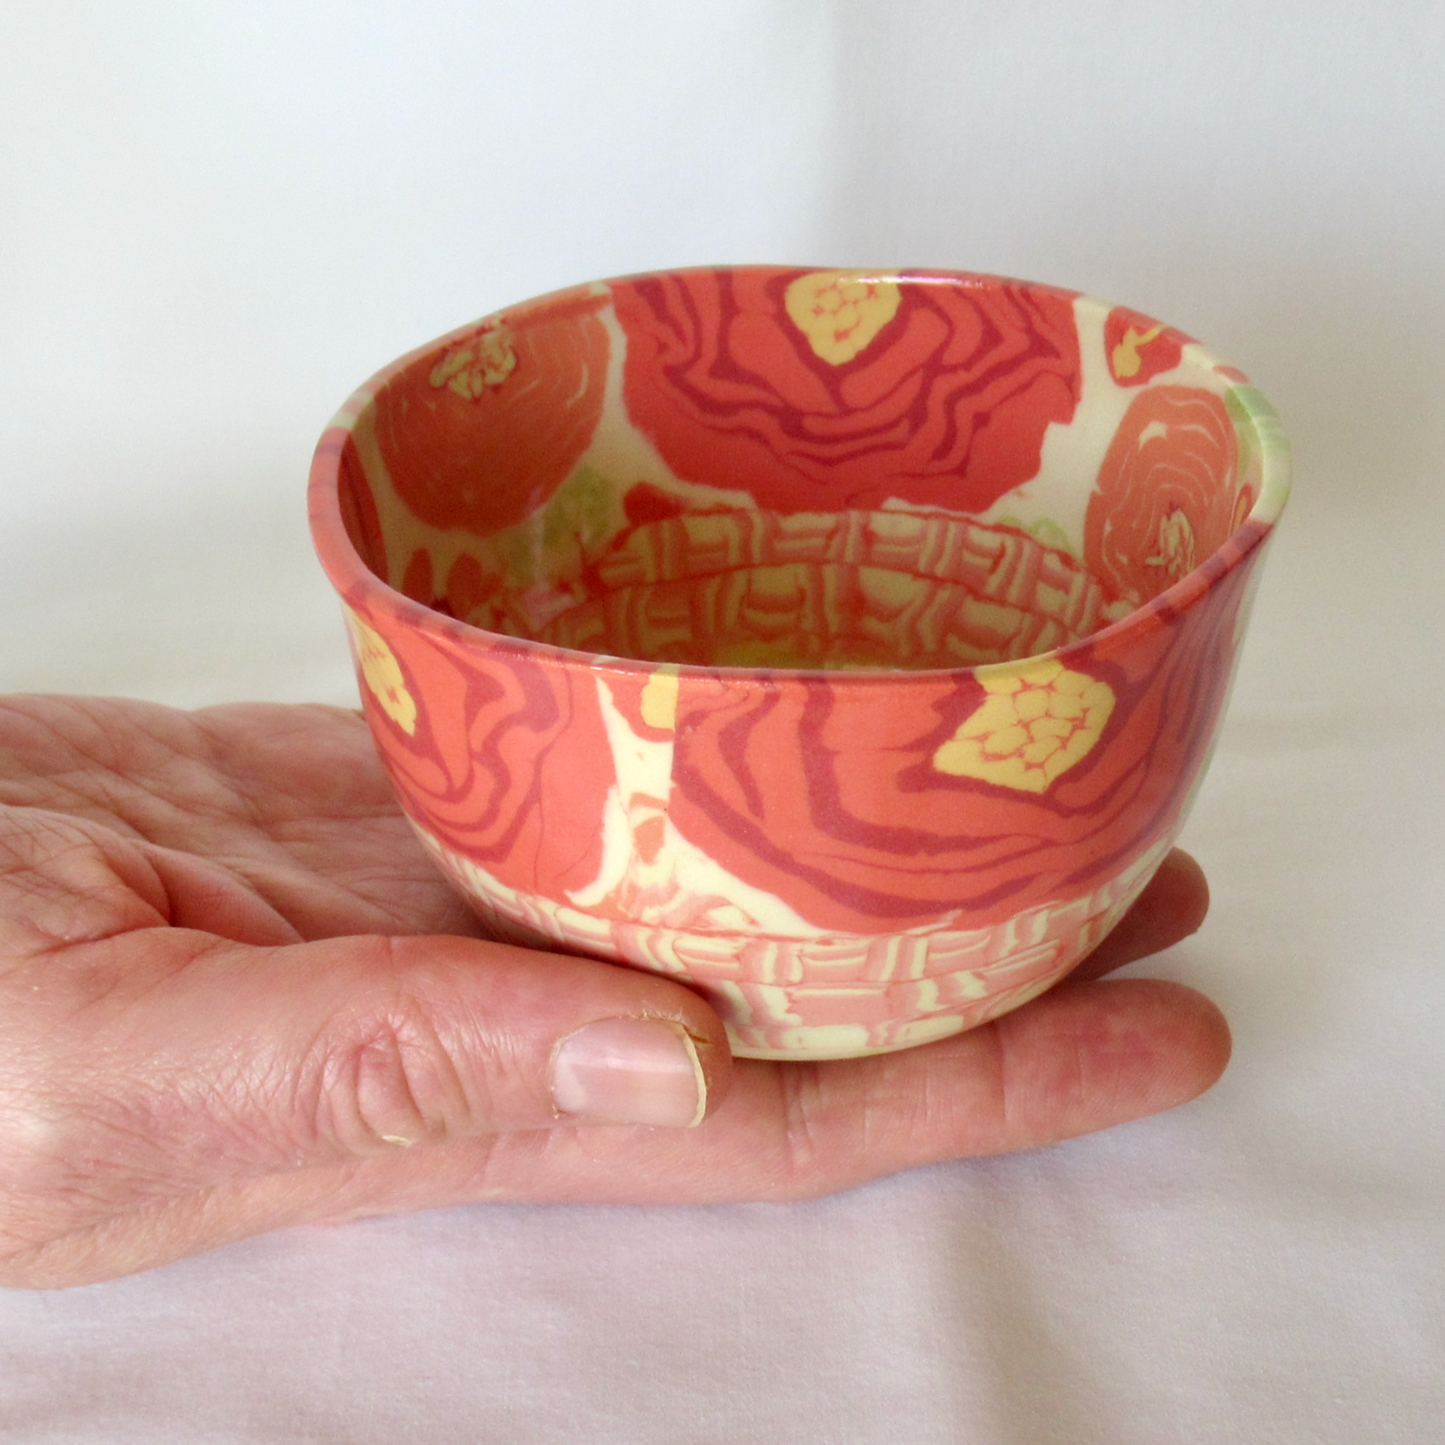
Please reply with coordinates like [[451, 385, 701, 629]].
[[309, 267, 1289, 1059]]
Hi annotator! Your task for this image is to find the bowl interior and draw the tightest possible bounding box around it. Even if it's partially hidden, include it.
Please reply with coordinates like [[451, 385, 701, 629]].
[[333, 269, 1270, 671]]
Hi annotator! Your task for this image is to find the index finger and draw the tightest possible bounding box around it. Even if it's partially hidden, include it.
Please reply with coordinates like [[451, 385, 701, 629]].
[[1067, 849, 1210, 982]]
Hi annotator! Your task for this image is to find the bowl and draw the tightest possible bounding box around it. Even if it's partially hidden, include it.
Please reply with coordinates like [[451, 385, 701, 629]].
[[308, 267, 1289, 1060]]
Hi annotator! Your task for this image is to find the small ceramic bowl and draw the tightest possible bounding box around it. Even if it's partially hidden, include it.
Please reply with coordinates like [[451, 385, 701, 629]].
[[309, 267, 1288, 1060]]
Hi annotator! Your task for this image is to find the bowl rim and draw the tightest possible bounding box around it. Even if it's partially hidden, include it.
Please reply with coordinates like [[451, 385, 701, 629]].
[[308, 265, 1291, 685]]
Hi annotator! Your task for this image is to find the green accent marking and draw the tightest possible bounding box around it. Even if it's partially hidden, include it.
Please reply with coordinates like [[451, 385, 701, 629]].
[[483, 464, 627, 588], [994, 514, 1076, 556], [1223, 384, 1291, 518], [542, 465, 623, 555]]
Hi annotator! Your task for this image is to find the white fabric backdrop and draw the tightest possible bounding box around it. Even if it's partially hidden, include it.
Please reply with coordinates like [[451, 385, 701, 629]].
[[3, 3, 1443, 1440]]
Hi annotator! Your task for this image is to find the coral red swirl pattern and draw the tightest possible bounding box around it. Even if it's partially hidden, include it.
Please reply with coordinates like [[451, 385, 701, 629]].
[[1085, 386, 1240, 606], [372, 288, 610, 537], [613, 269, 1082, 514], [663, 548, 1258, 932], [352, 609, 613, 903]]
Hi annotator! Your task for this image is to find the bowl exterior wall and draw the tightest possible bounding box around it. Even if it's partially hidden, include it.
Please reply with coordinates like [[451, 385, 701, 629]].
[[331, 520, 1265, 1057]]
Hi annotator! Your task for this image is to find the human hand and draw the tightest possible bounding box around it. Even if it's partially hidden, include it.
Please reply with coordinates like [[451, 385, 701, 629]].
[[0, 696, 1226, 1287]]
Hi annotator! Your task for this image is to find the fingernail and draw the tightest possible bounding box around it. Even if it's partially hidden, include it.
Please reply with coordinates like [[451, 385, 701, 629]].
[[551, 1018, 706, 1128]]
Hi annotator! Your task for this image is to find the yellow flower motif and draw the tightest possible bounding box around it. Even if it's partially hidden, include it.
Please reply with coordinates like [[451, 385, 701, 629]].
[[933, 659, 1115, 793], [784, 271, 902, 365], [428, 327, 518, 400], [346, 612, 418, 735]]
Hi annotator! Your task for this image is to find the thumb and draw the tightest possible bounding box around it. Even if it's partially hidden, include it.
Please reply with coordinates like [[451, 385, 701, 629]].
[[14, 928, 730, 1200]]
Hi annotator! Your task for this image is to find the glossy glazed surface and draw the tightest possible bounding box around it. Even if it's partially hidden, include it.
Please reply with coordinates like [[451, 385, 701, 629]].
[[310, 268, 1288, 1058]]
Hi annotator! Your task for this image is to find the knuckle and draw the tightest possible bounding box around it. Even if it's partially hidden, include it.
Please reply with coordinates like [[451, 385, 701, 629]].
[[0, 1080, 68, 1212], [311, 992, 484, 1152], [0, 956, 171, 1286], [0, 1050, 106, 1285]]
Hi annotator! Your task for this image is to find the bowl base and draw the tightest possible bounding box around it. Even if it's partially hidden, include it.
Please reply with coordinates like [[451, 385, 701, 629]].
[[411, 821, 1170, 1061]]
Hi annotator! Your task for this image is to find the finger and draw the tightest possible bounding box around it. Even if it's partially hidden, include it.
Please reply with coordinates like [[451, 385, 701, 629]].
[[4, 971, 1226, 1287], [84, 974, 1229, 1274], [1068, 849, 1210, 982], [396, 975, 1232, 1205]]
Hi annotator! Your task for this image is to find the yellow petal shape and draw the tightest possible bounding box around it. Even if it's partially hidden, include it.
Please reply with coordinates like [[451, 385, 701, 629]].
[[640, 666, 680, 730], [346, 611, 418, 735], [933, 659, 1114, 793]]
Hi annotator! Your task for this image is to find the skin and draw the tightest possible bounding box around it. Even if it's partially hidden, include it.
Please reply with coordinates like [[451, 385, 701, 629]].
[[0, 695, 1226, 1289]]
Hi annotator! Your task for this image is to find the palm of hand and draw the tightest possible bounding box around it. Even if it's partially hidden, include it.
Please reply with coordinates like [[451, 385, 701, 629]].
[[0, 695, 1226, 1287], [0, 696, 481, 942]]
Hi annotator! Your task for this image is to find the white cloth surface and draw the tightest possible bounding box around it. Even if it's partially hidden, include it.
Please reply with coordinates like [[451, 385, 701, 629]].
[[2, 3, 1443, 1441]]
